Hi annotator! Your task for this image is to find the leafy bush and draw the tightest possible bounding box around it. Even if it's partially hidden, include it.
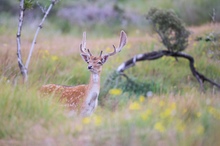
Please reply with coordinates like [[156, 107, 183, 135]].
[[146, 8, 190, 52], [102, 71, 164, 97]]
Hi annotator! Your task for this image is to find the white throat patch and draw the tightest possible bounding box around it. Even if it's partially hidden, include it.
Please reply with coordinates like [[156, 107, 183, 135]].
[[92, 74, 99, 83]]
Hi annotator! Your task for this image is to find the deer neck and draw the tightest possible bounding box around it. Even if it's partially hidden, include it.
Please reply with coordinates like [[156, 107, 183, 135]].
[[87, 73, 101, 95], [81, 73, 101, 116], [89, 73, 100, 85]]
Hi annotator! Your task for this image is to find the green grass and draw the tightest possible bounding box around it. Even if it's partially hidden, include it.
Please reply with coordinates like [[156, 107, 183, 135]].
[[2, 82, 219, 145], [0, 22, 220, 145], [0, 82, 66, 139]]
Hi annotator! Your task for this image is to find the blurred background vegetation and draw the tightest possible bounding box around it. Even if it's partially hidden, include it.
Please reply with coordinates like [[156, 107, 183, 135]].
[[1, 0, 220, 36]]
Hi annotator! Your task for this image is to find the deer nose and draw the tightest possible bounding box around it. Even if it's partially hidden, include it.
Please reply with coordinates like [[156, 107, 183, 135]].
[[88, 66, 92, 69]]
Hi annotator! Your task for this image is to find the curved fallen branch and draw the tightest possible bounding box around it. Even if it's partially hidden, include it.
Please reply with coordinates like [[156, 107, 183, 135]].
[[116, 50, 220, 91], [116, 8, 219, 92]]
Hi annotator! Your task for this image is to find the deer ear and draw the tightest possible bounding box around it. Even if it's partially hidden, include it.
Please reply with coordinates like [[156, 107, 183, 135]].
[[101, 55, 109, 64], [81, 54, 90, 63]]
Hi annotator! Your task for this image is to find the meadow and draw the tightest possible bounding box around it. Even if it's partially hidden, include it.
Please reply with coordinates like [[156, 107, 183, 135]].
[[0, 11, 220, 146]]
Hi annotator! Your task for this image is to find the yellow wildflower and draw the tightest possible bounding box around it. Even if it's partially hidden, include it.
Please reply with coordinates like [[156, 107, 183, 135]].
[[139, 95, 145, 103], [196, 124, 204, 135], [44, 50, 49, 55], [208, 107, 215, 113], [159, 100, 165, 107], [170, 57, 175, 62], [2, 77, 7, 82], [93, 115, 102, 126], [141, 109, 152, 121], [75, 124, 83, 132], [129, 101, 141, 110], [51, 55, 58, 61], [160, 103, 176, 119], [149, 98, 158, 104], [106, 47, 112, 53], [109, 88, 122, 95], [154, 122, 165, 133], [196, 112, 201, 118], [170, 102, 176, 110], [125, 43, 131, 49], [39, 49, 50, 58], [183, 108, 187, 114], [160, 108, 172, 119], [208, 107, 220, 119], [82, 117, 91, 124], [176, 120, 185, 132], [193, 43, 197, 48]]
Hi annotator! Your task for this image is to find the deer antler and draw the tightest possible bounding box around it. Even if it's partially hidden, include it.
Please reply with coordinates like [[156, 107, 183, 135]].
[[80, 32, 92, 56], [99, 30, 127, 64], [103, 30, 127, 57]]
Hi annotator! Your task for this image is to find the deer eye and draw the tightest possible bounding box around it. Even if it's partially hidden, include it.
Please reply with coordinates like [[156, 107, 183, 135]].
[[97, 61, 102, 65]]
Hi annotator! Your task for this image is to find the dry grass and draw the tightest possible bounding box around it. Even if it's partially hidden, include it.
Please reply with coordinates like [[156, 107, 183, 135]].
[[0, 24, 220, 146]]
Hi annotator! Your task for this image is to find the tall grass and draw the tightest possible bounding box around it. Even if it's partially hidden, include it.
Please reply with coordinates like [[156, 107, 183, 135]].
[[0, 81, 66, 139], [0, 23, 220, 145]]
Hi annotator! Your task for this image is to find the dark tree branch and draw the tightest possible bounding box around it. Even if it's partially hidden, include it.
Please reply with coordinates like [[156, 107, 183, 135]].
[[36, 1, 46, 13], [116, 50, 220, 91], [167, 51, 220, 90], [119, 8, 220, 92]]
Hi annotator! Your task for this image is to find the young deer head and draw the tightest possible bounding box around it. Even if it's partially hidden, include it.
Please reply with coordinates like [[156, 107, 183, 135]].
[[80, 31, 127, 74], [40, 31, 127, 116]]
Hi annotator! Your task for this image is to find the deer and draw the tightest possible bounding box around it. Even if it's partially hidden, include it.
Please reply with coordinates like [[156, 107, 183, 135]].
[[40, 30, 127, 116]]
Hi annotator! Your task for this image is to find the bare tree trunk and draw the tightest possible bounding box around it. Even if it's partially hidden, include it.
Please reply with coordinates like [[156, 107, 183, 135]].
[[16, 0, 28, 82], [16, 0, 58, 83]]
